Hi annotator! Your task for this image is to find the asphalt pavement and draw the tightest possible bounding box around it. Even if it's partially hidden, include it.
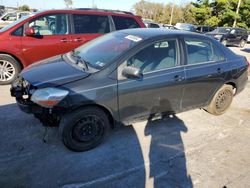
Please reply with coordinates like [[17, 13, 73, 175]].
[[0, 44, 249, 188]]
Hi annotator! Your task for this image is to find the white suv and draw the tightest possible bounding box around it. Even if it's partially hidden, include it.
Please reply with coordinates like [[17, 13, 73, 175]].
[[0, 11, 31, 28]]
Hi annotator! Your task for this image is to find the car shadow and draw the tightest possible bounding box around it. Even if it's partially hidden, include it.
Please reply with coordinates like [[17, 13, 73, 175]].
[[241, 48, 250, 53], [0, 103, 192, 187]]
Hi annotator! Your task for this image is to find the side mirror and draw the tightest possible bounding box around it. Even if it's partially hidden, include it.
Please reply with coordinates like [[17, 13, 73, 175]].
[[25, 27, 35, 36], [122, 66, 143, 79]]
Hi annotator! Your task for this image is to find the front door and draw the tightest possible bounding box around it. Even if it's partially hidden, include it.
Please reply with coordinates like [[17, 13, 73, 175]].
[[21, 13, 73, 65], [117, 39, 185, 124]]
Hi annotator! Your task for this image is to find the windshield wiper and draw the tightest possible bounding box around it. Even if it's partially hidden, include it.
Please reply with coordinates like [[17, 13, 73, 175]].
[[71, 50, 89, 71]]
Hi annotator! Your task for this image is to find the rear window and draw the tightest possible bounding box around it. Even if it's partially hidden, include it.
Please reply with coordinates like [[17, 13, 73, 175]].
[[148, 23, 160, 28], [185, 39, 225, 65], [73, 14, 110, 34], [112, 16, 140, 30]]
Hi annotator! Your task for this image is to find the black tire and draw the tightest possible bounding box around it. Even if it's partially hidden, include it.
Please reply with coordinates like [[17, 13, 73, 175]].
[[221, 39, 227, 46], [205, 85, 234, 115], [0, 54, 21, 85], [239, 39, 246, 48], [59, 107, 110, 152]]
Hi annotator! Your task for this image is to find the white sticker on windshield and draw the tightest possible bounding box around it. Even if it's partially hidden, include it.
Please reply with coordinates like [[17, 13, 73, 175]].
[[96, 61, 105, 67], [125, 35, 142, 42]]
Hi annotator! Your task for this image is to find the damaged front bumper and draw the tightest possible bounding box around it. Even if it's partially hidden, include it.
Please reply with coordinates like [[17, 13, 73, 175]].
[[10, 77, 67, 115]]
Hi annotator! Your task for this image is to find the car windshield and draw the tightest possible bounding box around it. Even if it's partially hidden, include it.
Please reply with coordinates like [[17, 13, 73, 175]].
[[0, 14, 34, 32], [68, 32, 144, 70], [212, 28, 231, 34], [175, 23, 195, 31]]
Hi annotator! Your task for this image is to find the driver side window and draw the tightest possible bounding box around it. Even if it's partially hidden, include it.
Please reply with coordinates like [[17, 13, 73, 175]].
[[127, 39, 177, 73], [28, 14, 68, 36]]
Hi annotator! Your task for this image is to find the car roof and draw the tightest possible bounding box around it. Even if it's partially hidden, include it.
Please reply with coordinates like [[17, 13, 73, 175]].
[[35, 8, 135, 17], [118, 28, 202, 38], [218, 27, 246, 30]]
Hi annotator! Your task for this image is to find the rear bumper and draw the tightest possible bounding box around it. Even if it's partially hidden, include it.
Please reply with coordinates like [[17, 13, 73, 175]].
[[235, 70, 248, 95]]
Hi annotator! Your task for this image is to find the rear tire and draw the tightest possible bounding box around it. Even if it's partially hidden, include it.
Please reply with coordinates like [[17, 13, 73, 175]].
[[0, 54, 21, 85], [221, 39, 227, 46], [59, 107, 110, 152], [239, 39, 246, 48], [205, 85, 234, 115]]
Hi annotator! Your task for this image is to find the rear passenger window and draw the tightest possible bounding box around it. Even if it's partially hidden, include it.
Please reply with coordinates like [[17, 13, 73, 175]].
[[112, 16, 140, 30], [73, 14, 110, 34], [185, 39, 225, 65]]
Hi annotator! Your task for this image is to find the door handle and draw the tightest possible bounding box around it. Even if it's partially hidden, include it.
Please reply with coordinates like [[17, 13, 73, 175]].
[[173, 75, 184, 82], [60, 38, 69, 43], [217, 68, 222, 74], [73, 38, 83, 42]]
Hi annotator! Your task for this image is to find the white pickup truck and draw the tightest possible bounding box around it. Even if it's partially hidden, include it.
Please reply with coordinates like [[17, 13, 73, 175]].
[[0, 11, 31, 28]]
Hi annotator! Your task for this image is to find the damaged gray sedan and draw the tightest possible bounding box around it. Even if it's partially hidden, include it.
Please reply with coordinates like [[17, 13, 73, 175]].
[[11, 29, 249, 151]]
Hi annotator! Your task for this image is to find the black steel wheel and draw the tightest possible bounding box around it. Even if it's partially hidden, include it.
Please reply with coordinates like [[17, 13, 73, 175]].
[[205, 85, 234, 115], [59, 107, 110, 152]]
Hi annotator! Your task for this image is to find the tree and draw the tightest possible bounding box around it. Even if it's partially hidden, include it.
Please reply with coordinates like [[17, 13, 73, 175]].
[[191, 0, 212, 25], [133, 0, 195, 25], [64, 0, 73, 8], [191, 0, 250, 29], [19, 5, 30, 11], [133, 0, 250, 29]]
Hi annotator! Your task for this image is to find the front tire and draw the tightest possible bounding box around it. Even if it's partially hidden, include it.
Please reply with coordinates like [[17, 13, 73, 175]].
[[205, 85, 234, 115], [59, 107, 110, 152], [0, 54, 21, 85]]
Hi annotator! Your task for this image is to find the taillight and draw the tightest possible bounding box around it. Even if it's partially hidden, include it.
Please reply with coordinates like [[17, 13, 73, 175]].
[[244, 57, 250, 68]]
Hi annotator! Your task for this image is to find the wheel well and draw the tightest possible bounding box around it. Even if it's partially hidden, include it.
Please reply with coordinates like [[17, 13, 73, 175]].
[[75, 104, 115, 129], [225, 82, 237, 94], [0, 52, 23, 69]]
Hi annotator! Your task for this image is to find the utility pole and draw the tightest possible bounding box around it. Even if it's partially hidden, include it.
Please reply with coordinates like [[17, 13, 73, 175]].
[[169, 3, 174, 25], [233, 0, 241, 27]]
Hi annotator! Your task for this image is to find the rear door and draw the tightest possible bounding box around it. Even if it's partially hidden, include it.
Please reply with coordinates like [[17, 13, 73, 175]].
[[227, 29, 238, 44], [69, 13, 110, 49], [118, 38, 185, 124], [182, 38, 229, 109], [21, 13, 72, 64]]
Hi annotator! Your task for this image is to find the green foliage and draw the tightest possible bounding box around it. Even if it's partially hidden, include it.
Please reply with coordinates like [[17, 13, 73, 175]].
[[191, 0, 250, 29], [133, 0, 195, 25], [19, 5, 30, 11], [205, 16, 221, 26], [133, 0, 250, 29]]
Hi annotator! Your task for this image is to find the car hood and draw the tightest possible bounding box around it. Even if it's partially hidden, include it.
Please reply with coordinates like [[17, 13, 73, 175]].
[[20, 55, 90, 88]]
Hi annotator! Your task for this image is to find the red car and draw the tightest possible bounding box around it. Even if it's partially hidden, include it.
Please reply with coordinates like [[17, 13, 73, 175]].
[[0, 8, 145, 84]]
